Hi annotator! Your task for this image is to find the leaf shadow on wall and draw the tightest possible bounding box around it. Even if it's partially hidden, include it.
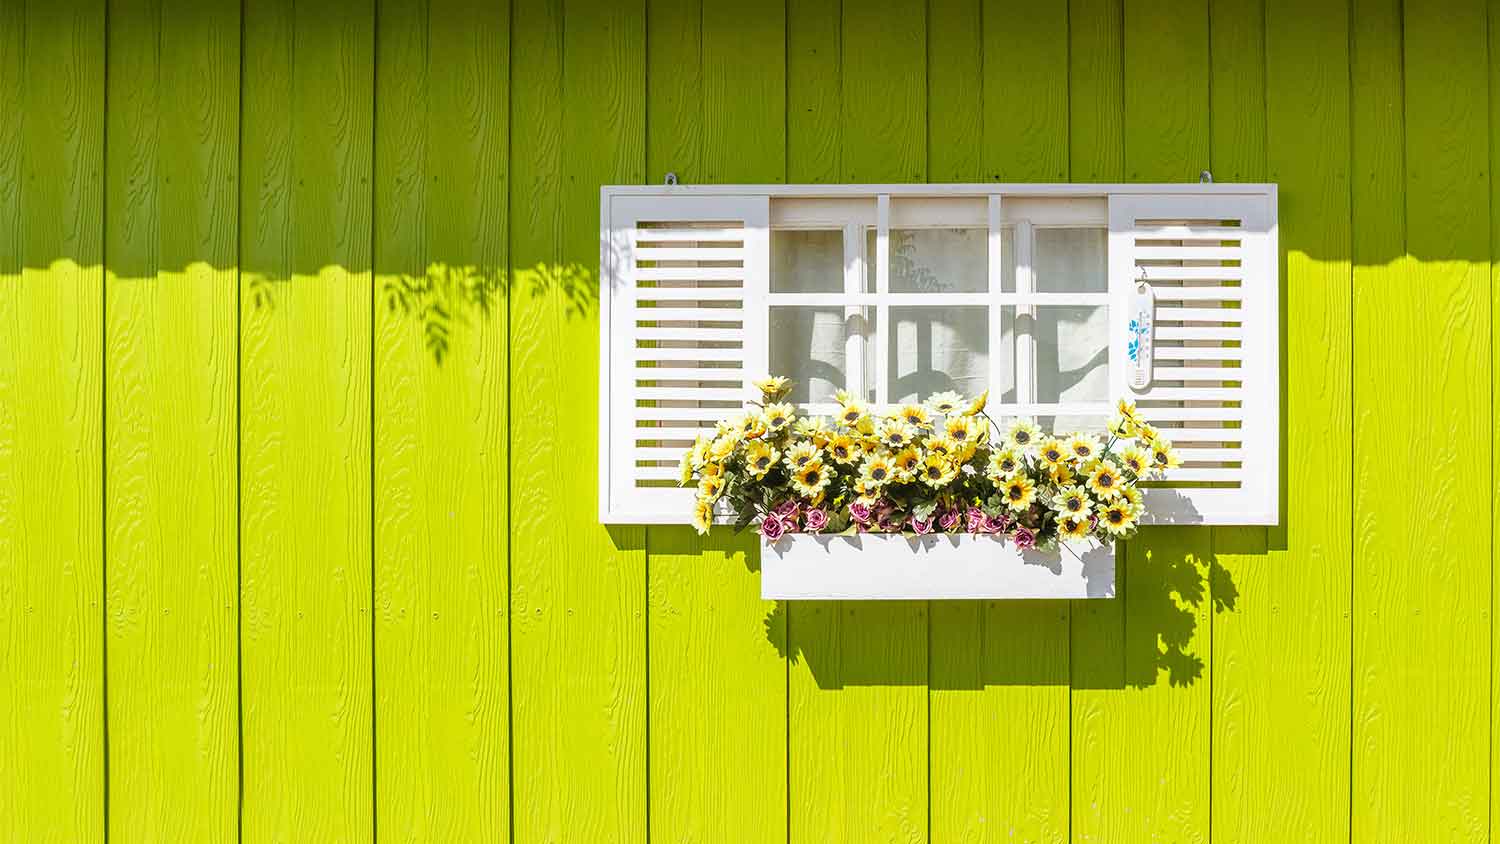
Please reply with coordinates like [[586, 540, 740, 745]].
[[244, 260, 597, 365], [759, 532, 1239, 691]]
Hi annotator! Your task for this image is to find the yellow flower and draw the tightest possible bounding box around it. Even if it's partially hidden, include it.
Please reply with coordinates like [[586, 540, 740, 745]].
[[1000, 474, 1036, 512], [925, 436, 958, 459], [762, 403, 795, 434], [951, 438, 979, 463], [892, 446, 922, 478], [1096, 500, 1139, 535], [860, 453, 897, 487], [701, 461, 725, 479], [1049, 463, 1076, 486], [945, 415, 983, 444], [754, 375, 790, 400], [854, 479, 882, 505], [986, 448, 1023, 481], [836, 399, 869, 428], [698, 475, 724, 502], [1051, 484, 1090, 517], [791, 459, 832, 497], [1136, 423, 1159, 443], [744, 441, 780, 478], [794, 415, 833, 446], [709, 434, 738, 463], [1150, 439, 1182, 473], [833, 388, 854, 404], [1119, 485, 1144, 509], [1119, 446, 1149, 475], [1007, 419, 1041, 452], [897, 403, 933, 429], [828, 434, 864, 465], [1036, 437, 1066, 469], [688, 435, 713, 470], [1066, 433, 1100, 462], [692, 499, 714, 535], [919, 454, 958, 488], [678, 448, 695, 485], [731, 413, 767, 440], [1116, 398, 1139, 421], [963, 389, 989, 416], [878, 419, 918, 450], [925, 390, 965, 415], [1107, 413, 1138, 438], [1058, 515, 1092, 542], [1086, 460, 1124, 499], [784, 441, 820, 470]]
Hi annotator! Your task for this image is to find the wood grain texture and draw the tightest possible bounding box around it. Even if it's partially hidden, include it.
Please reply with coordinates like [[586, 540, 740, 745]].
[[1073, 5, 1213, 842], [239, 0, 374, 839], [1068, 0, 1123, 183], [840, 0, 925, 183], [1492, 0, 1500, 836], [926, 0, 981, 183], [0, 1, 106, 840], [508, 0, 648, 840], [103, 0, 240, 839], [1213, 1, 1351, 841], [1353, 1, 1491, 840], [982, 0, 1068, 182], [645, 1, 788, 841], [372, 0, 510, 839], [786, 0, 841, 183]]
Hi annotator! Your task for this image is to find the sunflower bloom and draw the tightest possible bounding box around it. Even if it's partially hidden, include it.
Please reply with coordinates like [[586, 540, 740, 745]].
[[1116, 398, 1139, 421], [1051, 485, 1090, 517], [1150, 439, 1182, 473], [754, 375, 790, 400], [836, 399, 870, 428], [1001, 474, 1036, 512], [1107, 413, 1138, 438], [1007, 419, 1041, 452], [892, 446, 922, 478], [986, 448, 1023, 482], [784, 441, 820, 470], [1119, 485, 1144, 509], [860, 453, 897, 487], [963, 389, 989, 416], [878, 419, 917, 450], [791, 459, 832, 497], [1036, 437, 1066, 469], [1049, 463, 1076, 486], [897, 403, 933, 429], [925, 436, 959, 460], [919, 454, 958, 488], [762, 403, 795, 434], [1058, 515, 1092, 542], [692, 499, 714, 535], [926, 390, 964, 415], [708, 434, 738, 463], [1097, 501, 1139, 535], [794, 415, 833, 447], [697, 475, 725, 502], [744, 441, 780, 479], [1066, 433, 1100, 462], [1136, 423, 1159, 443], [678, 448, 695, 485], [1086, 460, 1124, 499], [945, 415, 983, 444], [1119, 446, 1150, 475], [828, 434, 863, 465]]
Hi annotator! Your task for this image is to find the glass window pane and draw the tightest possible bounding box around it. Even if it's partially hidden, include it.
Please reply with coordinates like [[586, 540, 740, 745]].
[[1031, 305, 1109, 402], [1034, 227, 1107, 293], [887, 306, 992, 404], [866, 227, 988, 293], [1000, 226, 1016, 293], [772, 229, 843, 293], [1034, 415, 1109, 438], [770, 306, 863, 405]]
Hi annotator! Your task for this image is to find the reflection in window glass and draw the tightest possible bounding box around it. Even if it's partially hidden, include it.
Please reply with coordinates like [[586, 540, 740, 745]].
[[1034, 227, 1107, 293], [1031, 305, 1109, 402], [866, 228, 988, 293], [1000, 226, 1015, 293], [771, 229, 843, 293], [1034, 415, 1109, 437], [887, 307, 993, 403], [770, 307, 861, 405]]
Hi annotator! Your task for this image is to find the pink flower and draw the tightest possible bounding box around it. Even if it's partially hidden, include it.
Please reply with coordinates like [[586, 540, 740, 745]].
[[981, 514, 1010, 535], [965, 506, 986, 533], [910, 515, 934, 535], [804, 507, 829, 533], [760, 515, 787, 541], [937, 508, 962, 532], [772, 499, 801, 519], [1012, 526, 1037, 550], [849, 501, 874, 524]]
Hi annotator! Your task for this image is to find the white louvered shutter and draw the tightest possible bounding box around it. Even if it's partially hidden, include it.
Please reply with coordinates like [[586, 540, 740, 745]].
[[599, 194, 770, 523], [1109, 192, 1279, 525]]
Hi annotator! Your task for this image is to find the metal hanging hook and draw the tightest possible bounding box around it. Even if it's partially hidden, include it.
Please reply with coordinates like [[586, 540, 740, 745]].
[[664, 171, 679, 186], [1200, 169, 1213, 183]]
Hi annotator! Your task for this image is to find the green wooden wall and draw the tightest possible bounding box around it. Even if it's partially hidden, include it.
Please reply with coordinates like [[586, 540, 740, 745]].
[[0, 0, 1495, 840]]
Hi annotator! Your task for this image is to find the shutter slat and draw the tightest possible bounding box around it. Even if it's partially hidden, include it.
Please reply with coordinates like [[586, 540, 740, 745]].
[[1151, 346, 1244, 361], [637, 406, 739, 420], [636, 307, 745, 321], [634, 266, 744, 281], [634, 386, 747, 401], [1156, 307, 1243, 322], [1140, 266, 1243, 281], [637, 327, 744, 341], [634, 346, 745, 361], [1136, 387, 1242, 401], [1150, 366, 1242, 381], [1131, 245, 1243, 260], [1154, 326, 1240, 341], [1133, 405, 1245, 421], [636, 286, 746, 301], [633, 366, 745, 380], [1150, 467, 1244, 482], [633, 227, 746, 242], [1133, 225, 1246, 239], [634, 246, 745, 261]]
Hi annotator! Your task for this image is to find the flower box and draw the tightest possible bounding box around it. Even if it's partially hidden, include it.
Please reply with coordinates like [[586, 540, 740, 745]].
[[760, 533, 1115, 600]]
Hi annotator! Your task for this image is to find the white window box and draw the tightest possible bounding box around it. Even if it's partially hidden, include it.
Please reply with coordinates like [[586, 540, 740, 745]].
[[759, 534, 1115, 600]]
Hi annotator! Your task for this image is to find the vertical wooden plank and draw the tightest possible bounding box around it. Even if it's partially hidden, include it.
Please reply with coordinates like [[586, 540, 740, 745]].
[[239, 0, 375, 839], [372, 0, 510, 839], [787, 0, 841, 183], [981, 0, 1068, 182], [1207, 0, 1265, 182], [509, 0, 649, 839], [927, 0, 981, 183], [103, 0, 240, 839], [0, 1, 106, 840], [1213, 1, 1352, 841], [1072, 3, 1213, 842], [645, 0, 788, 841], [1121, 0, 1209, 182], [645, 0, 701, 184], [786, 4, 928, 843], [1353, 0, 1490, 839], [1492, 0, 1500, 836], [1068, 0, 1123, 183], [926, 3, 1070, 843]]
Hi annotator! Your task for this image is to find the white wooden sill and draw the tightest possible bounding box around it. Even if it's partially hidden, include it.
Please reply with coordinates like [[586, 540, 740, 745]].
[[759, 534, 1116, 600]]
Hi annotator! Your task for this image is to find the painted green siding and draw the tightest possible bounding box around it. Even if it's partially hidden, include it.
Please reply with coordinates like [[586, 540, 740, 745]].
[[0, 0, 1494, 841]]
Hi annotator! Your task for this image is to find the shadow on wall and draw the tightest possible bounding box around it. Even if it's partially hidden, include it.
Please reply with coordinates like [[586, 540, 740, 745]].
[[240, 260, 596, 364], [758, 530, 1239, 690]]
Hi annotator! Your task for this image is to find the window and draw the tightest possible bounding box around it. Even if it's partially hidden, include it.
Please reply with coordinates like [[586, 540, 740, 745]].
[[599, 185, 1279, 526]]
